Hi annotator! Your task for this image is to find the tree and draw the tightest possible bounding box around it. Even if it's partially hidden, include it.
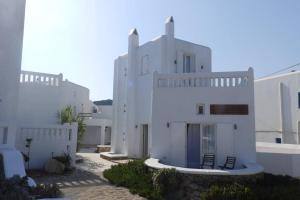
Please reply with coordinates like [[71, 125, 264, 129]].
[[58, 106, 86, 151]]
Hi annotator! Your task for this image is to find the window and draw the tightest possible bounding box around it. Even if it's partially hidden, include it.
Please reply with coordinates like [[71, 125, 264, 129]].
[[197, 104, 205, 115], [141, 55, 149, 75], [202, 125, 216, 156], [183, 55, 191, 73], [183, 54, 195, 73], [210, 104, 249, 115], [275, 138, 282, 144]]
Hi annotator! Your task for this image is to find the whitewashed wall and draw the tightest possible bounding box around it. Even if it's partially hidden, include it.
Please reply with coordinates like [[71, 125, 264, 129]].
[[82, 118, 112, 146], [15, 123, 78, 169], [0, 0, 26, 146], [151, 69, 256, 167], [255, 72, 300, 144], [18, 71, 90, 125], [257, 142, 300, 177]]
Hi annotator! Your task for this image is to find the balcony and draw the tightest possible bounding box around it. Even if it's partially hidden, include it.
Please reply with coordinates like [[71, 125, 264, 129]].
[[154, 68, 253, 89], [20, 70, 63, 87]]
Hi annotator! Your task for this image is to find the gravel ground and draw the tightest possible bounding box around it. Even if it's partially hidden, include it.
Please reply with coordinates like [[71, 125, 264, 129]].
[[29, 150, 145, 200]]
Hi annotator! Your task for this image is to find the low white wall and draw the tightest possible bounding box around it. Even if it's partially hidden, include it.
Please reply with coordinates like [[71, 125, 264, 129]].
[[145, 158, 263, 175], [256, 131, 282, 143], [256, 142, 300, 177], [15, 123, 78, 169]]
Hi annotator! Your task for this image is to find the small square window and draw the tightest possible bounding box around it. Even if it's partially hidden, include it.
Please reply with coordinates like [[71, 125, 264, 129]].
[[275, 138, 282, 144], [197, 104, 205, 115]]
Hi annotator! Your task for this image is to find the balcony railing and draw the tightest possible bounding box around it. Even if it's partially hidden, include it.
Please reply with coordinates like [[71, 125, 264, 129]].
[[20, 70, 63, 87], [154, 68, 253, 89]]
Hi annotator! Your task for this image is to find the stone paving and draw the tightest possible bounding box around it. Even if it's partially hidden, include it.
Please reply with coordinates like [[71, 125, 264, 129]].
[[30, 150, 145, 200]]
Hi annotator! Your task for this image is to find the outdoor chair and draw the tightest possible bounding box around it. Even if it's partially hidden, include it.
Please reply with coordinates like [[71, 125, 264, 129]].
[[219, 156, 236, 170], [200, 154, 215, 169]]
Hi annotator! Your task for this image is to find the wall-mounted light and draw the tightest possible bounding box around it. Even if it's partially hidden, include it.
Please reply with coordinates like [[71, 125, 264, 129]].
[[135, 125, 138, 128], [234, 124, 238, 130], [174, 60, 177, 64], [166, 122, 170, 128]]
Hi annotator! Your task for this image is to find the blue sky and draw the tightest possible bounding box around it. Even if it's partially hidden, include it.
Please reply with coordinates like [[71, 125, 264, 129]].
[[22, 0, 300, 100]]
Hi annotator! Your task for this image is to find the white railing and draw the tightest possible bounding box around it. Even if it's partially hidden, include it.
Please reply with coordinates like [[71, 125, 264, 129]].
[[15, 123, 78, 169], [20, 70, 63, 87], [155, 68, 253, 89]]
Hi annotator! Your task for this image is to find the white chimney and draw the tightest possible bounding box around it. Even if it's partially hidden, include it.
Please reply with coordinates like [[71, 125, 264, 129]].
[[165, 16, 174, 38]]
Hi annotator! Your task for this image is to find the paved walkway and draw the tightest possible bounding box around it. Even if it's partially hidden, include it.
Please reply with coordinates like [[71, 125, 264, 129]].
[[31, 150, 145, 200]]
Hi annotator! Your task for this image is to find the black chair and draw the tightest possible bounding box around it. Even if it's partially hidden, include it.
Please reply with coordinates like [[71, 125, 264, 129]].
[[200, 154, 215, 169], [219, 156, 236, 170]]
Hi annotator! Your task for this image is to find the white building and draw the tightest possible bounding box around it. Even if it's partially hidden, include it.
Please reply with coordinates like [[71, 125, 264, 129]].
[[111, 17, 257, 169], [255, 71, 300, 144], [18, 70, 91, 125], [18, 70, 113, 148], [81, 100, 113, 146]]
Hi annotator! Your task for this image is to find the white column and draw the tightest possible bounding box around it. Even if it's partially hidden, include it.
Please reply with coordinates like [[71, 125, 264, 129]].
[[165, 16, 176, 74], [126, 28, 139, 156]]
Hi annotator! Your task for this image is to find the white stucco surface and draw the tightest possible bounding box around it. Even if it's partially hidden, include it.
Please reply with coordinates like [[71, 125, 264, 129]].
[[0, 0, 26, 146], [257, 142, 300, 177], [255, 72, 300, 144], [18, 71, 91, 125], [145, 158, 263, 175], [15, 123, 78, 169]]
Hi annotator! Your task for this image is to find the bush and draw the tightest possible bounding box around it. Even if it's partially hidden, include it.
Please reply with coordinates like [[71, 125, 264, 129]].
[[201, 183, 255, 200], [103, 160, 162, 200], [0, 176, 30, 200], [251, 173, 300, 200], [30, 183, 61, 199], [201, 173, 300, 200], [0, 175, 62, 200], [152, 168, 182, 195]]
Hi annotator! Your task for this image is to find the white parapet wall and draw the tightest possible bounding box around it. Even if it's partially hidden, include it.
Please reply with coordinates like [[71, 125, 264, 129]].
[[145, 158, 263, 176], [15, 123, 78, 169], [256, 142, 300, 177]]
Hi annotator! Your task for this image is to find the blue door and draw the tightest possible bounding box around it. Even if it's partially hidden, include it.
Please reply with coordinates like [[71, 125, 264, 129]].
[[187, 124, 200, 168]]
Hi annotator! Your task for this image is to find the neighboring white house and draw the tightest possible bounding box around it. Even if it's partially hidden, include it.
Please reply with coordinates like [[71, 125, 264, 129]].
[[255, 71, 300, 144], [81, 100, 113, 146], [18, 70, 91, 125], [111, 17, 257, 169]]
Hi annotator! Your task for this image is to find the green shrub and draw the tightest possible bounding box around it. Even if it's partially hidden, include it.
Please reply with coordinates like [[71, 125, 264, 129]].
[[201, 183, 255, 200], [0, 175, 62, 200], [152, 168, 181, 195], [251, 173, 300, 200], [103, 160, 162, 200], [30, 183, 61, 199]]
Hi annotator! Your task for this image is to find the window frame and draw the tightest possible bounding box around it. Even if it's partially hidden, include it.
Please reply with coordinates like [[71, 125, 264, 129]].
[[196, 104, 205, 115]]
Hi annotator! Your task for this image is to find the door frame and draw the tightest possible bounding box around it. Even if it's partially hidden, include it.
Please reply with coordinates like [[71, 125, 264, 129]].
[[186, 123, 201, 168], [185, 123, 217, 168], [140, 124, 149, 158]]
